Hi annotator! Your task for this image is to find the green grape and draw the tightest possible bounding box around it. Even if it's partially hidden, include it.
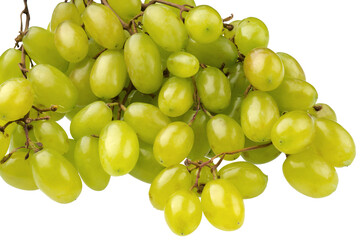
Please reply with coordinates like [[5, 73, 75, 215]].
[[0, 78, 34, 122], [307, 103, 337, 122], [219, 162, 267, 199], [30, 149, 82, 203], [221, 96, 242, 124], [144, 0, 195, 15], [271, 111, 315, 154], [9, 125, 37, 151], [82, 3, 125, 49], [277, 52, 306, 81], [241, 91, 280, 142], [226, 62, 249, 98], [70, 101, 112, 140], [65, 105, 83, 121], [0, 128, 11, 159], [153, 122, 194, 167], [241, 138, 281, 164], [314, 118, 356, 167], [201, 179, 245, 231], [164, 189, 202, 236], [158, 77, 194, 117], [149, 164, 192, 210], [108, 0, 141, 23], [67, 57, 98, 107], [87, 38, 105, 59], [99, 121, 139, 176], [182, 110, 210, 160], [126, 90, 154, 105], [166, 52, 199, 78], [33, 120, 69, 155], [268, 78, 318, 112], [129, 141, 165, 184], [244, 48, 285, 91], [74, 136, 110, 191], [28, 64, 78, 113], [29, 105, 65, 122], [124, 102, 171, 144], [64, 139, 76, 167], [74, 0, 86, 14], [223, 20, 242, 40], [90, 50, 127, 99], [190, 161, 215, 196], [186, 36, 238, 68], [185, 5, 223, 44], [143, 5, 188, 52], [0, 151, 38, 190], [50, 2, 82, 32], [0, 48, 30, 84], [156, 44, 171, 71], [124, 33, 163, 94], [54, 21, 88, 63], [207, 114, 245, 160], [234, 17, 269, 55], [23, 27, 68, 72], [283, 148, 338, 198], [196, 67, 231, 113]]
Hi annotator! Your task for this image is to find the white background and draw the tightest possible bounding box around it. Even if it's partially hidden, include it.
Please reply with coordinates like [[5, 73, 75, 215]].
[[1, 0, 360, 239]]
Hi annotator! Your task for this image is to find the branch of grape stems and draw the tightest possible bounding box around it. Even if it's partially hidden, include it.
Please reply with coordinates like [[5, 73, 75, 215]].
[[188, 77, 201, 126], [32, 105, 58, 115], [1, 146, 26, 164], [117, 83, 134, 119]]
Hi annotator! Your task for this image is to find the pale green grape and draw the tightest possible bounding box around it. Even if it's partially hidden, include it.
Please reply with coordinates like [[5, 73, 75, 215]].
[[223, 20, 242, 40], [126, 90, 154, 105], [54, 21, 89, 63], [221, 96, 242, 124], [240, 91, 280, 142], [30, 149, 82, 203], [186, 36, 238, 68], [271, 111, 315, 154], [207, 114, 245, 160], [153, 122, 194, 167], [87, 38, 105, 59], [149, 164, 192, 210], [64, 139, 76, 167], [0, 127, 11, 159], [82, 3, 125, 49], [196, 67, 231, 113], [74, 136, 110, 191], [33, 120, 69, 154], [241, 138, 281, 164], [67, 57, 98, 106], [164, 190, 202, 236], [0, 48, 30, 84], [268, 78, 318, 112], [277, 52, 306, 81], [190, 161, 215, 196], [244, 48, 285, 91], [108, 0, 141, 23], [235, 17, 269, 55], [201, 179, 245, 231], [0, 78, 34, 122], [185, 5, 223, 44], [124, 33, 163, 93], [307, 103, 337, 122], [74, 0, 86, 14], [0, 151, 38, 190], [158, 77, 194, 117], [129, 141, 165, 184], [99, 121, 139, 176], [167, 52, 199, 78], [124, 102, 171, 144], [226, 62, 249, 98], [28, 64, 78, 113], [144, 0, 195, 15], [157, 44, 172, 71], [314, 118, 356, 167], [65, 105, 83, 121], [9, 125, 37, 151], [23, 27, 68, 72], [283, 148, 338, 198], [90, 50, 127, 99], [50, 2, 82, 32], [219, 161, 267, 199], [182, 110, 210, 160], [70, 101, 112, 140]]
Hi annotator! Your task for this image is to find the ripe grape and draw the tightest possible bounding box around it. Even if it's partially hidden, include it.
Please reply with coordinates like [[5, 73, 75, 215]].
[[307, 103, 337, 121], [0, 128, 11, 159], [277, 52, 306, 81], [0, 48, 30, 84], [107, 0, 141, 23], [9, 125, 37, 151], [226, 62, 249, 98], [223, 20, 242, 40], [166, 52, 199, 78], [241, 138, 281, 164], [64, 139, 76, 167], [50, 2, 82, 32]]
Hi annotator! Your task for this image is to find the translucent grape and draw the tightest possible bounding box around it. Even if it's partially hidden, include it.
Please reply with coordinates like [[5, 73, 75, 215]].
[[0, 48, 30, 84], [277, 52, 306, 81], [226, 62, 249, 98], [144, 0, 195, 15], [74, 0, 86, 14], [50, 2, 82, 32], [65, 105, 83, 121], [223, 20, 242, 40], [108, 0, 141, 23], [64, 139, 76, 167], [166, 52, 199, 78], [126, 90, 154, 105], [149, 164, 192, 210], [241, 138, 281, 164], [307, 103, 337, 122], [87, 38, 105, 59]]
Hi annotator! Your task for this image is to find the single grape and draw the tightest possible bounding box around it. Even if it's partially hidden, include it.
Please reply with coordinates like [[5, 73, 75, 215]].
[[185, 5, 223, 44], [207, 114, 245, 160], [126, 90, 154, 105], [166, 52, 199, 78], [50, 2, 82, 32], [277, 52, 306, 81], [244, 48, 285, 91], [223, 20, 242, 40], [241, 91, 280, 142], [314, 118, 356, 167], [164, 190, 202, 236], [108, 0, 141, 23], [99, 121, 139, 176], [307, 103, 337, 122], [235, 17, 269, 55], [74, 0, 86, 14], [149, 164, 192, 210], [9, 125, 37, 151], [0, 151, 38, 190], [0, 78, 34, 122], [157, 44, 172, 71], [87, 38, 105, 59], [0, 48, 30, 84], [241, 138, 281, 164], [226, 62, 249, 98], [221, 96, 242, 124], [201, 179, 245, 231], [283, 148, 338, 198], [64, 139, 76, 168], [65, 105, 83, 121]]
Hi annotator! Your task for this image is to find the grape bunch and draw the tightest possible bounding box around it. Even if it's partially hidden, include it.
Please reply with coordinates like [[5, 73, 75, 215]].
[[0, 0, 356, 236]]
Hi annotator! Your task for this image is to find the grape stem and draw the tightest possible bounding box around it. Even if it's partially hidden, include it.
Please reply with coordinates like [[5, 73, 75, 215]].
[[188, 77, 201, 126], [244, 84, 253, 97], [200, 63, 207, 69], [313, 104, 323, 111], [1, 146, 26, 164], [141, 0, 194, 22], [117, 82, 134, 120], [223, 14, 234, 22], [32, 105, 58, 115], [93, 48, 107, 59], [223, 23, 234, 31]]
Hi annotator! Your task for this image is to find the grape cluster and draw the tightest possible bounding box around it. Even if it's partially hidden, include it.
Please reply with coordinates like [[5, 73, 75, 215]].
[[0, 0, 356, 236]]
